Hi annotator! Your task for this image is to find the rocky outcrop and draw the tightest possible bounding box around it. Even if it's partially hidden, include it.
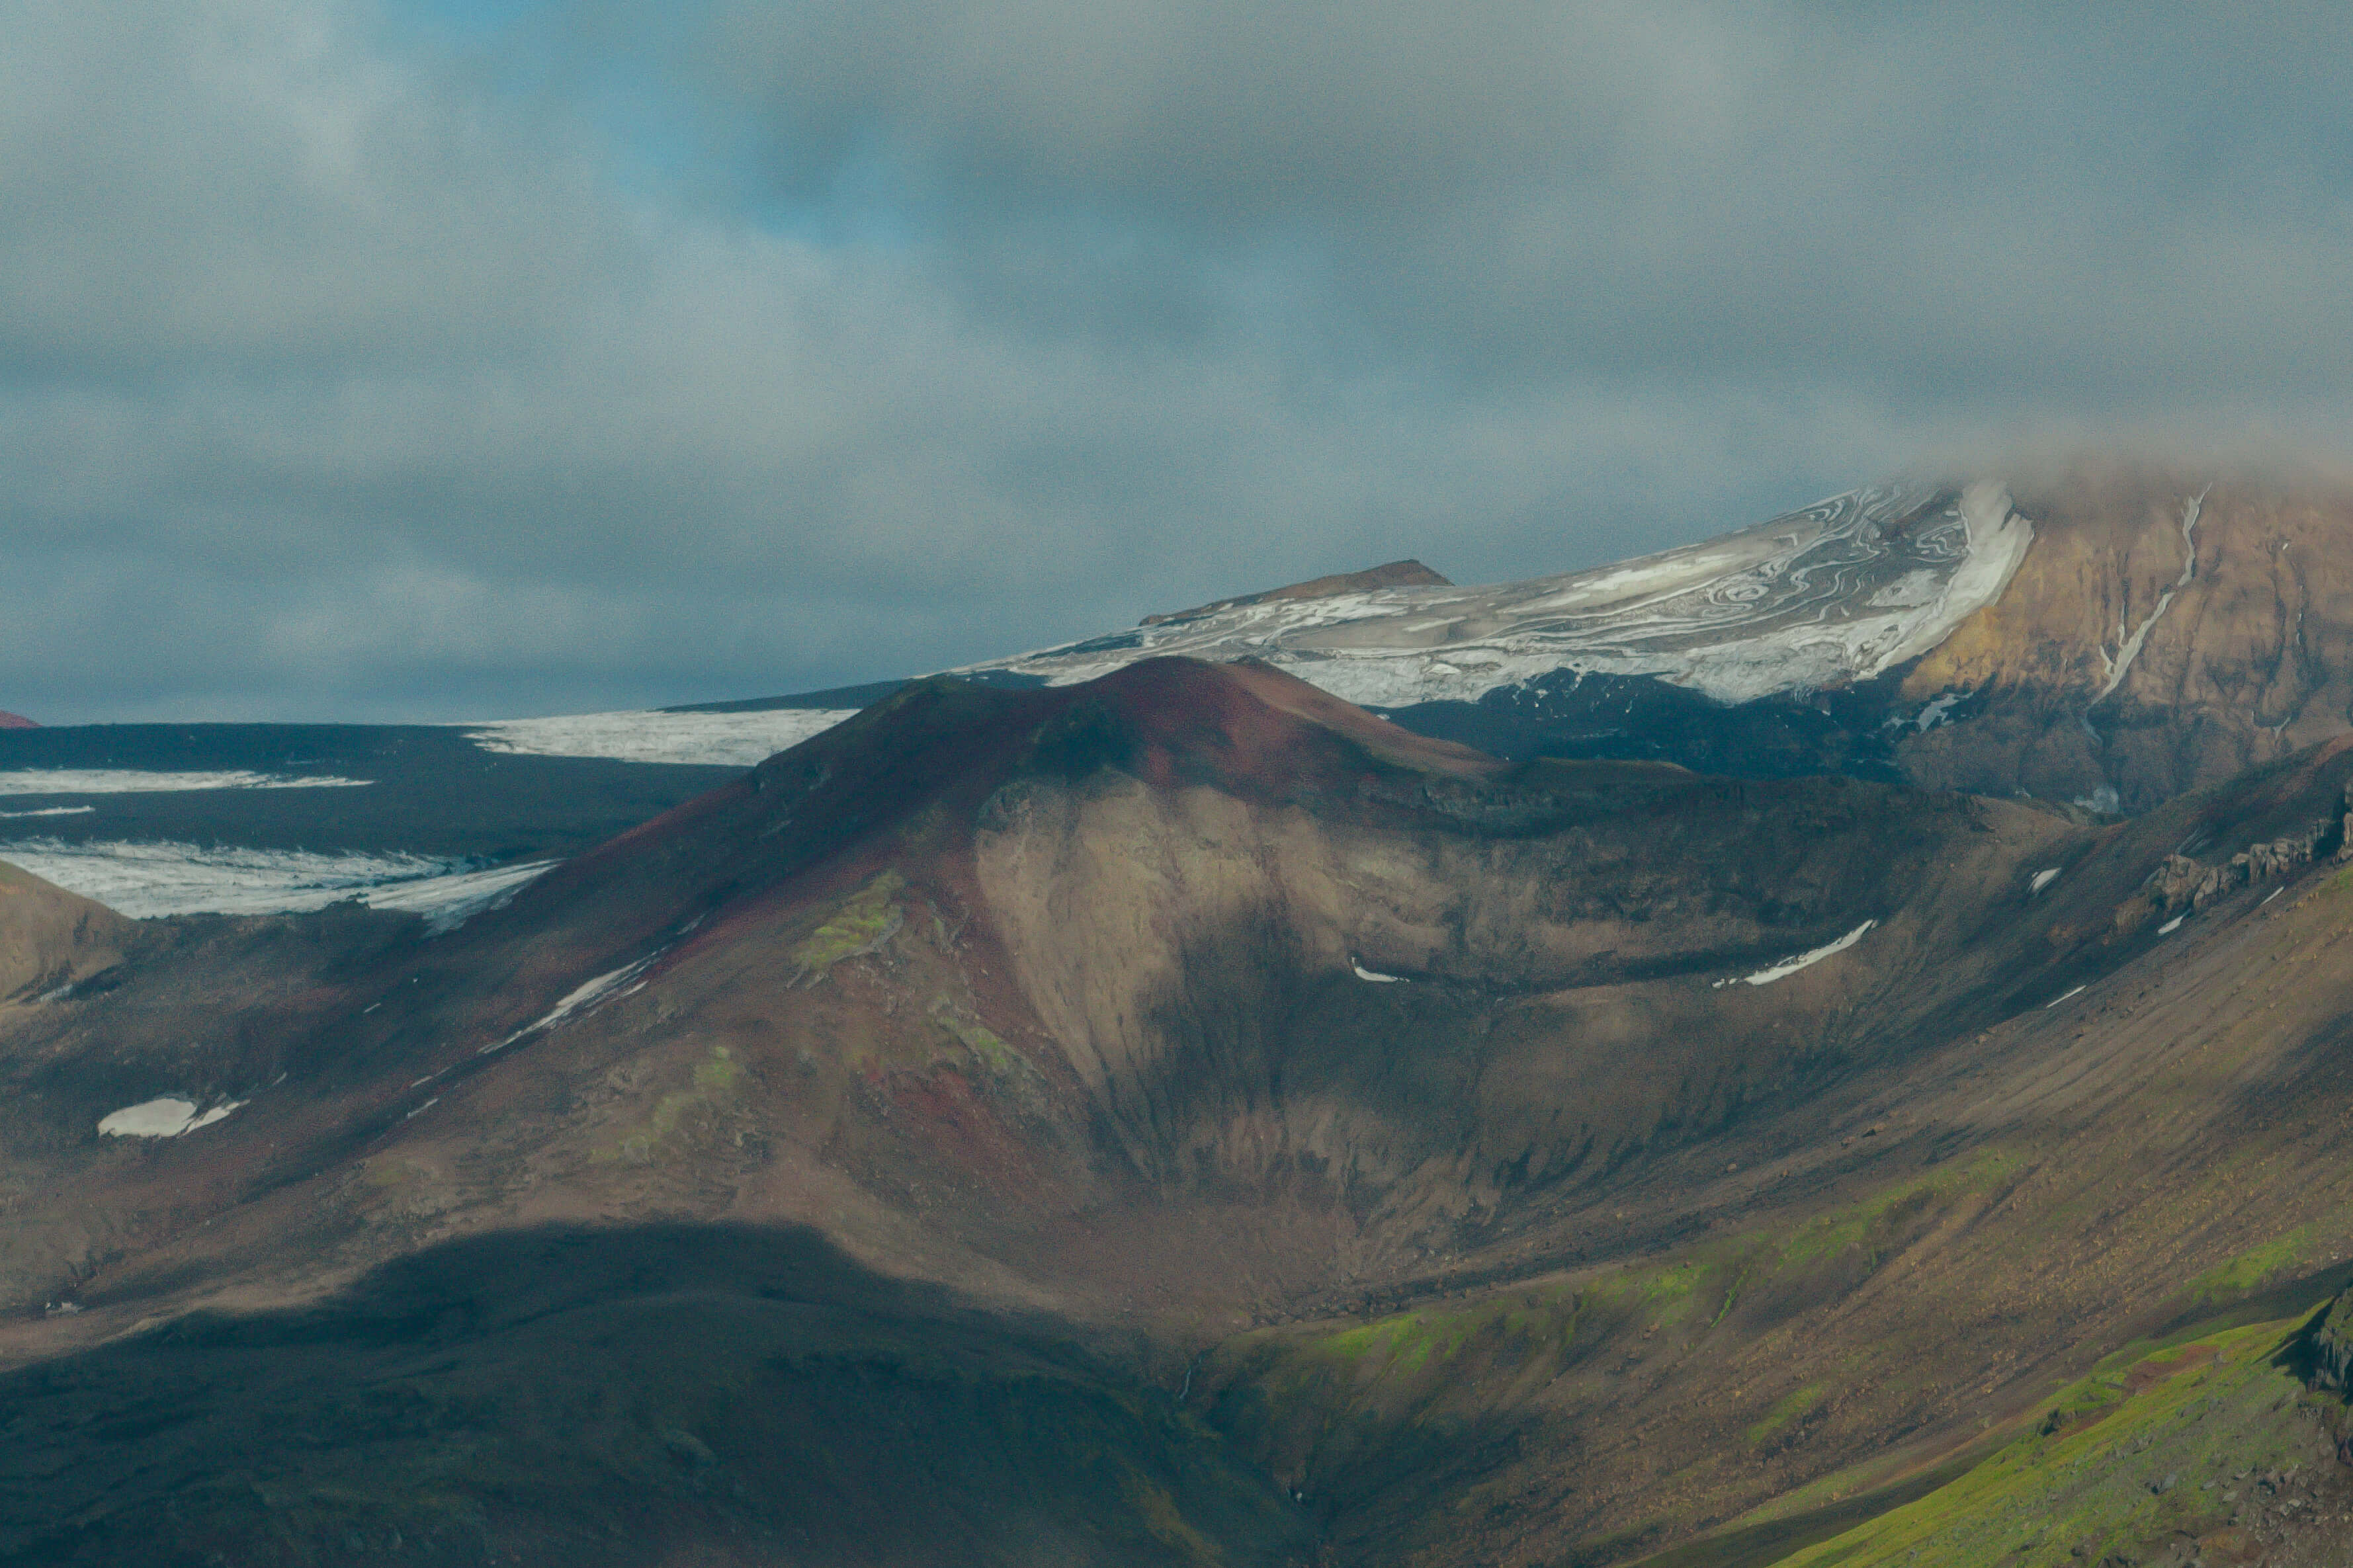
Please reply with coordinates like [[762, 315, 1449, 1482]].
[[2307, 1287, 2353, 1397], [2137, 788, 2348, 918], [0, 710, 33, 729]]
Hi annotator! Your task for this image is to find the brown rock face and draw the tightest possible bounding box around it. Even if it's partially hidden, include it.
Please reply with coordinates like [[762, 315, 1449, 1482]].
[[1899, 459, 2353, 811], [0, 858, 128, 1001]]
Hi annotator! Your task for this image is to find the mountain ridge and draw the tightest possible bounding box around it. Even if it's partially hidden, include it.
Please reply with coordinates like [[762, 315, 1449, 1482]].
[[13, 477, 2353, 1561]]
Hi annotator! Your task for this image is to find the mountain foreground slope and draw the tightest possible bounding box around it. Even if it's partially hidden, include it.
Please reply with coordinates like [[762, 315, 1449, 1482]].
[[8, 651, 2353, 1564]]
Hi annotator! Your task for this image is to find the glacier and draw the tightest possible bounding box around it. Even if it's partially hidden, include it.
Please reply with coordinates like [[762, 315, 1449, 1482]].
[[0, 837, 552, 926], [959, 482, 2032, 710], [0, 769, 370, 795], [464, 708, 860, 767]]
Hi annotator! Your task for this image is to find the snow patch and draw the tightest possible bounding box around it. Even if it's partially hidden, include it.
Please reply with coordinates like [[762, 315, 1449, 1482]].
[[1723, 919, 1876, 987], [0, 805, 95, 819], [2044, 985, 2088, 1009], [2030, 867, 2062, 895], [1351, 960, 1406, 983], [0, 839, 554, 925], [99, 1096, 244, 1138], [0, 770, 368, 795], [465, 709, 855, 767], [2159, 915, 2186, 934], [1914, 692, 1964, 732]]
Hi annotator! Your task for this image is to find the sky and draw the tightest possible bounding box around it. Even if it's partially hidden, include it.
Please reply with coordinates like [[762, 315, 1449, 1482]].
[[7, 2, 2353, 723]]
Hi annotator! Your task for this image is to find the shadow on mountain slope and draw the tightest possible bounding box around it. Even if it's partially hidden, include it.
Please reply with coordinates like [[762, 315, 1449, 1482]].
[[0, 1222, 1313, 1568]]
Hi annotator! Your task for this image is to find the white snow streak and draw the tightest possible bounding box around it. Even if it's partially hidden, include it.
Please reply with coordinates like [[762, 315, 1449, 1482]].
[[2030, 867, 2062, 894], [2159, 915, 2186, 934], [1727, 919, 1876, 987], [465, 709, 855, 766], [480, 955, 658, 1054], [2093, 489, 2206, 704], [2045, 985, 2088, 1009], [1351, 960, 1406, 983], [0, 806, 93, 819], [0, 770, 370, 795]]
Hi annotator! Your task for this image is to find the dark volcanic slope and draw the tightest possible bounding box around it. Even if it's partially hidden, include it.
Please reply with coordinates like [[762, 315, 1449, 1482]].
[[8, 659, 2353, 1565]]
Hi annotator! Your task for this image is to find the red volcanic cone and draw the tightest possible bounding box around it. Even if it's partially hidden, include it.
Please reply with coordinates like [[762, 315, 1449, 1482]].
[[0, 710, 34, 729]]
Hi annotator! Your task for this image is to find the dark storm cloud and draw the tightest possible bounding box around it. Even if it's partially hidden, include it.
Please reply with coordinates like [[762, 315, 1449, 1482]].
[[4, 0, 2351, 720], [703, 0, 2353, 394]]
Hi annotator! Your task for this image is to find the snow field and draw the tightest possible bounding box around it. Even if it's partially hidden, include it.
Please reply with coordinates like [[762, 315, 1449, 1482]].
[[464, 708, 857, 766], [0, 770, 370, 795]]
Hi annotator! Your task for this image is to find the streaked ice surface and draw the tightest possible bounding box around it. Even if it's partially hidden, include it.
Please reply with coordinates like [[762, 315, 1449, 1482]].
[[359, 860, 558, 932], [464, 708, 857, 766], [0, 838, 552, 927], [961, 483, 2033, 708], [0, 770, 371, 795]]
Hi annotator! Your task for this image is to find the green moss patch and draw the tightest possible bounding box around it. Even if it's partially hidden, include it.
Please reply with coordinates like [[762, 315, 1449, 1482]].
[[608, 1044, 744, 1165], [789, 870, 906, 984], [1773, 1149, 2022, 1269], [1747, 1384, 1829, 1447], [2186, 1224, 2320, 1305], [1766, 1309, 2336, 1567]]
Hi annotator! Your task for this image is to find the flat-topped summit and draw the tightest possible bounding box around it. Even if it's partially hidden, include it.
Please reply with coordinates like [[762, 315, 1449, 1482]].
[[1142, 558, 1453, 626]]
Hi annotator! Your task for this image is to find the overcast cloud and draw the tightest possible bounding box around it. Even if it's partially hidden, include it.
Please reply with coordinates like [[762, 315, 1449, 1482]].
[[5, 0, 2352, 722]]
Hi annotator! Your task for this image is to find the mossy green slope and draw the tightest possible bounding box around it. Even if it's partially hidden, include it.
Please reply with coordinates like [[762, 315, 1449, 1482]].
[[1762, 1307, 2348, 1567]]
